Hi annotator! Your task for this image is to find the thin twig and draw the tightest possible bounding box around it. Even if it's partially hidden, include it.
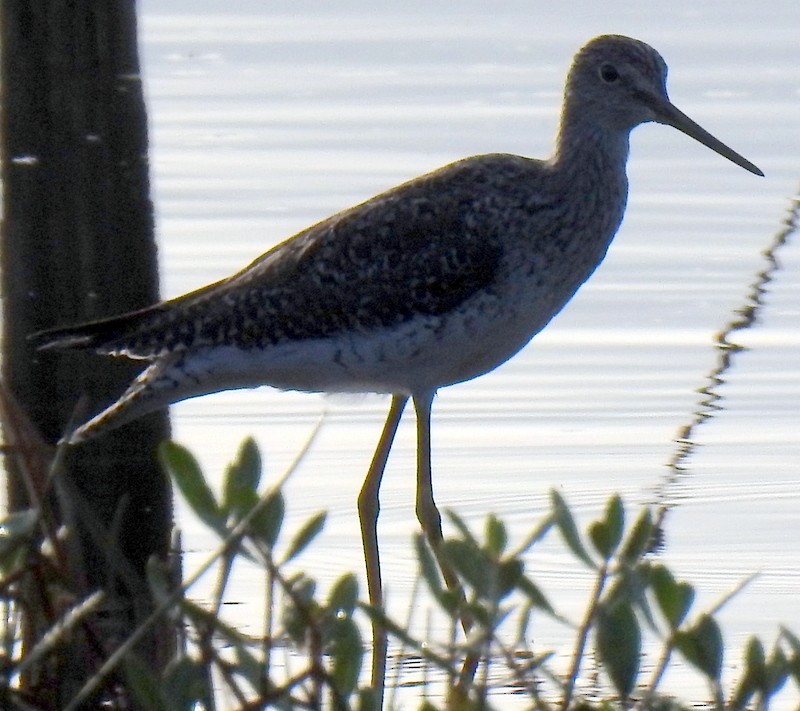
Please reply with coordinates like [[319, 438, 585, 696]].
[[560, 561, 608, 711]]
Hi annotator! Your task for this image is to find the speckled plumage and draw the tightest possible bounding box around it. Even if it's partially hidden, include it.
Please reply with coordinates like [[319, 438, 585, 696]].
[[30, 35, 762, 701], [33, 150, 629, 434]]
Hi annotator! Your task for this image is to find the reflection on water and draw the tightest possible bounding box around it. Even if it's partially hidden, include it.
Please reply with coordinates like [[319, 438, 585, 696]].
[[656, 186, 800, 522]]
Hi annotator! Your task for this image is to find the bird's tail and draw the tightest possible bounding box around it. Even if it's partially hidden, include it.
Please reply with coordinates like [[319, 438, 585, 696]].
[[27, 304, 165, 357]]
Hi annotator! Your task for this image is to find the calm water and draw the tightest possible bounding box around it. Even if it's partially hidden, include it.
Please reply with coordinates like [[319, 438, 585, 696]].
[[136, 1, 799, 705]]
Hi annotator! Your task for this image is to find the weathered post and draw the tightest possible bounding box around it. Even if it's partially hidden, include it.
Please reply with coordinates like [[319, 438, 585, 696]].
[[1, 1, 173, 703]]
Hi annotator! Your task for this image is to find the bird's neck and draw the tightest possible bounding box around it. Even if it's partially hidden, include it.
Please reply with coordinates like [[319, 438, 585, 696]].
[[550, 108, 630, 220], [552, 117, 632, 182], [548, 115, 631, 244]]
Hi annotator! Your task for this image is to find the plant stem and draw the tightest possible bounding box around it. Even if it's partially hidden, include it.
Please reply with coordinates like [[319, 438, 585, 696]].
[[560, 561, 608, 711]]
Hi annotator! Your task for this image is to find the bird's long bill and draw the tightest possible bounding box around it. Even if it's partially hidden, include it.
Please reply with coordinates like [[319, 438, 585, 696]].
[[652, 99, 763, 176]]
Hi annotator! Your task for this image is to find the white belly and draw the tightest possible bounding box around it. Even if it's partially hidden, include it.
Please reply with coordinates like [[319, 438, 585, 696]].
[[175, 281, 555, 400]]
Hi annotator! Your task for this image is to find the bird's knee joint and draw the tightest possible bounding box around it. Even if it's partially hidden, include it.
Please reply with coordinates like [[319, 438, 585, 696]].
[[358, 490, 380, 524], [415, 503, 443, 538]]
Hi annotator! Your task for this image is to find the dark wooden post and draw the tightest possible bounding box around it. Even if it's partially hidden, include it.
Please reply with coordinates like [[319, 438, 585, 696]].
[[1, 0, 174, 703]]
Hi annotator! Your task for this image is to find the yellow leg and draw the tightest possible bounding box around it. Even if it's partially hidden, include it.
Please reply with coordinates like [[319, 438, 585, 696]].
[[413, 393, 479, 691], [358, 394, 407, 708], [412, 392, 460, 589]]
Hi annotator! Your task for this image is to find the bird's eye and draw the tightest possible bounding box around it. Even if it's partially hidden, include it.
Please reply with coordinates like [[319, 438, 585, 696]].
[[599, 63, 619, 83]]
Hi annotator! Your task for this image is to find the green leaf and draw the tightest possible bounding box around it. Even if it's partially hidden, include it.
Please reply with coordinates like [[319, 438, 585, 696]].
[[250, 490, 285, 548], [765, 646, 790, 695], [415, 533, 444, 597], [589, 494, 624, 560], [328, 573, 359, 615], [446, 509, 480, 548], [780, 625, 800, 654], [282, 511, 326, 562], [550, 489, 595, 569], [485, 514, 507, 557], [595, 601, 641, 699], [163, 656, 214, 708], [512, 513, 555, 557], [329, 616, 363, 696], [286, 572, 317, 605], [497, 559, 524, 599], [282, 574, 318, 643], [791, 656, 800, 688], [516, 602, 533, 643], [675, 613, 724, 681], [159, 441, 225, 534], [729, 674, 757, 710], [588, 521, 611, 562], [779, 627, 800, 685], [222, 437, 262, 517], [618, 508, 654, 565], [442, 538, 489, 597], [745, 636, 766, 686], [730, 637, 764, 710], [650, 564, 694, 629], [515, 576, 556, 615], [734, 638, 789, 699], [779, 625, 800, 687]]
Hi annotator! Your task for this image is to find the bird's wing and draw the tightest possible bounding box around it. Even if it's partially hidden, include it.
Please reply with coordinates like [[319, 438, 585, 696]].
[[31, 155, 539, 358]]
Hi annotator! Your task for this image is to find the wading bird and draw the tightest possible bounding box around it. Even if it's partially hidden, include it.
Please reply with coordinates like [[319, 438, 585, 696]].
[[31, 34, 762, 703]]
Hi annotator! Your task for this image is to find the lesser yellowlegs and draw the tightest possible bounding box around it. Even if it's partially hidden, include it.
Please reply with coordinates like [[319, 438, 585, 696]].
[[31, 34, 762, 700]]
